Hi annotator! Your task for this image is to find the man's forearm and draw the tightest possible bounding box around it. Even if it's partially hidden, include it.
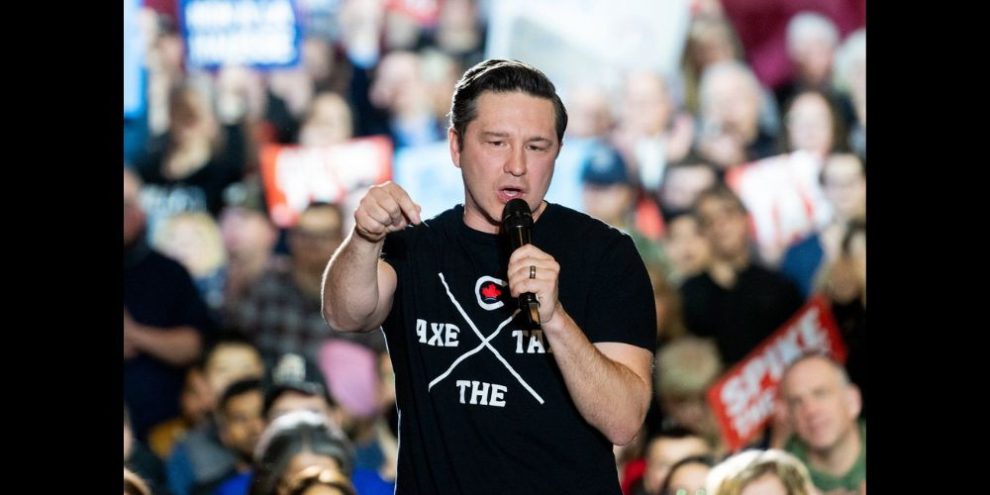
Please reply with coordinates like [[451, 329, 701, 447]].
[[322, 231, 392, 332], [127, 324, 202, 366], [542, 306, 653, 445]]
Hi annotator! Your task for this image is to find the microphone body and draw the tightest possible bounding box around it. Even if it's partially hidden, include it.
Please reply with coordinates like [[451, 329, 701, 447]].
[[502, 199, 541, 326]]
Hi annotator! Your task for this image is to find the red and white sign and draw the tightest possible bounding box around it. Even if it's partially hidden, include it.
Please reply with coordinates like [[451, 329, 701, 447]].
[[385, 0, 440, 26], [706, 296, 847, 452], [725, 151, 832, 267], [260, 136, 393, 228]]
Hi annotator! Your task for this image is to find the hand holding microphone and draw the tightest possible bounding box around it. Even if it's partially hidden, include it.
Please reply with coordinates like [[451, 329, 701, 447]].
[[502, 199, 559, 326]]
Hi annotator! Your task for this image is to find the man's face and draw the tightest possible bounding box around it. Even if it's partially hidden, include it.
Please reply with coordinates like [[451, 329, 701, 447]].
[[792, 36, 834, 85], [786, 92, 833, 156], [662, 394, 715, 438], [205, 344, 264, 397], [643, 436, 711, 495], [582, 183, 634, 227], [822, 156, 866, 219], [781, 357, 860, 452], [622, 72, 672, 136], [290, 207, 343, 271], [696, 197, 749, 261], [450, 91, 560, 233], [665, 216, 712, 277], [661, 165, 717, 213], [220, 208, 276, 258], [299, 93, 353, 147], [704, 72, 760, 142], [566, 86, 611, 138], [219, 389, 265, 460]]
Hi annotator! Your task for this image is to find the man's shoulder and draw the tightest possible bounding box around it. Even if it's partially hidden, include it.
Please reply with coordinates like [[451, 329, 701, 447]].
[[744, 263, 800, 288], [541, 203, 630, 245], [382, 205, 462, 263], [133, 248, 193, 282], [392, 205, 461, 237], [681, 271, 717, 292]]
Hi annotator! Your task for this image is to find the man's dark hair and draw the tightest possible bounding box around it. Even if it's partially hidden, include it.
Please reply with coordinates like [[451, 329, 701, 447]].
[[217, 377, 264, 414], [198, 333, 259, 370], [448, 59, 568, 150], [692, 184, 749, 222]]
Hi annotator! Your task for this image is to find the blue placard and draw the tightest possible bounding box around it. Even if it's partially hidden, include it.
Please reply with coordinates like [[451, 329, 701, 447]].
[[123, 0, 144, 118], [180, 0, 302, 70]]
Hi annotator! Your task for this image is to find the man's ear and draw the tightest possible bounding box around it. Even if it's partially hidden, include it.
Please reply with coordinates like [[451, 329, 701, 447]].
[[449, 128, 462, 169], [844, 383, 862, 420]]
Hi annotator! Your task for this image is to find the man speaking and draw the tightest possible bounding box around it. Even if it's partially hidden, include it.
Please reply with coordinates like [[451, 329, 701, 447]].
[[322, 59, 656, 494]]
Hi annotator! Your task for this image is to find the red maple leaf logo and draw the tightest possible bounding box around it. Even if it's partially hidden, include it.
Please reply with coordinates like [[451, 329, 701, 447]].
[[481, 283, 502, 300]]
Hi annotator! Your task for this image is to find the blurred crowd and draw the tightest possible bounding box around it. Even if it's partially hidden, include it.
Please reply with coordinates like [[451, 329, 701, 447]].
[[123, 0, 866, 494]]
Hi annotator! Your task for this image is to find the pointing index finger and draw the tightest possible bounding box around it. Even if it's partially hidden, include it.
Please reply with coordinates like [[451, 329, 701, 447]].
[[390, 186, 422, 225]]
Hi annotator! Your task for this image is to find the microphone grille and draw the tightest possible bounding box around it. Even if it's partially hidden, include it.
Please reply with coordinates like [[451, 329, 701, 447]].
[[502, 198, 531, 223]]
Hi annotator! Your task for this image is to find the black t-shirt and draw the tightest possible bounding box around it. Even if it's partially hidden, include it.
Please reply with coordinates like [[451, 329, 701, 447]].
[[381, 203, 656, 495], [680, 264, 804, 366], [133, 124, 246, 220], [124, 241, 217, 441]]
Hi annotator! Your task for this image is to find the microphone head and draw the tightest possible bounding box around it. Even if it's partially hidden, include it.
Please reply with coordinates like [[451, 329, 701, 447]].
[[502, 198, 533, 249], [502, 198, 532, 224]]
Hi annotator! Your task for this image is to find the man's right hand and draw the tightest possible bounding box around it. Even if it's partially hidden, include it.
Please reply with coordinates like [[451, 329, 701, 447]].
[[353, 181, 423, 243]]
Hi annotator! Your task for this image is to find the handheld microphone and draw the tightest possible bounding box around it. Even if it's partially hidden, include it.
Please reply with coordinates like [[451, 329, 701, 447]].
[[502, 198, 541, 326]]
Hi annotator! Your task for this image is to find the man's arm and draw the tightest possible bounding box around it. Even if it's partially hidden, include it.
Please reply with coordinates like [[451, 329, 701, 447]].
[[507, 244, 653, 445], [124, 309, 202, 366], [543, 310, 653, 445], [322, 182, 421, 332]]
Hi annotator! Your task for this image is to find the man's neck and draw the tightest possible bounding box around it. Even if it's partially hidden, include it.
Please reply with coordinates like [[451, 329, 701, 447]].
[[708, 252, 749, 288], [809, 423, 862, 477]]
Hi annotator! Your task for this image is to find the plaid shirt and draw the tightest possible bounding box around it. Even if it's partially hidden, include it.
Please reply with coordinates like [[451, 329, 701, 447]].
[[228, 262, 384, 362]]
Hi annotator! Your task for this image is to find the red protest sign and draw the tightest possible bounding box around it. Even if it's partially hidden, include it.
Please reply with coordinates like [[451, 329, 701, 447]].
[[260, 136, 393, 228], [706, 296, 847, 452], [385, 0, 441, 26]]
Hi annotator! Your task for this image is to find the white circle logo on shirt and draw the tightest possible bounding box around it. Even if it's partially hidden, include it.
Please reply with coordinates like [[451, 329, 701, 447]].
[[475, 276, 507, 311]]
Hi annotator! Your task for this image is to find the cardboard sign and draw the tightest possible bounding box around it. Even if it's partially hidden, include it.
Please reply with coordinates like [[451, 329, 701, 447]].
[[180, 0, 302, 69], [486, 0, 690, 98], [260, 136, 393, 228], [725, 151, 833, 267], [706, 296, 847, 452]]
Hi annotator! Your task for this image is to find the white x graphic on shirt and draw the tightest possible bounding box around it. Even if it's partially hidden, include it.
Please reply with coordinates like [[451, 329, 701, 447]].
[[427, 273, 546, 405]]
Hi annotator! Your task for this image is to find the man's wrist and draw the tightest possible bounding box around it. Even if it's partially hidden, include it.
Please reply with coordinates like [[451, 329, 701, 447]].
[[541, 302, 569, 333]]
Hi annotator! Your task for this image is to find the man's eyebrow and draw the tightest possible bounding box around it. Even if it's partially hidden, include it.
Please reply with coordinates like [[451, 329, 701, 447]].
[[480, 131, 509, 138]]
